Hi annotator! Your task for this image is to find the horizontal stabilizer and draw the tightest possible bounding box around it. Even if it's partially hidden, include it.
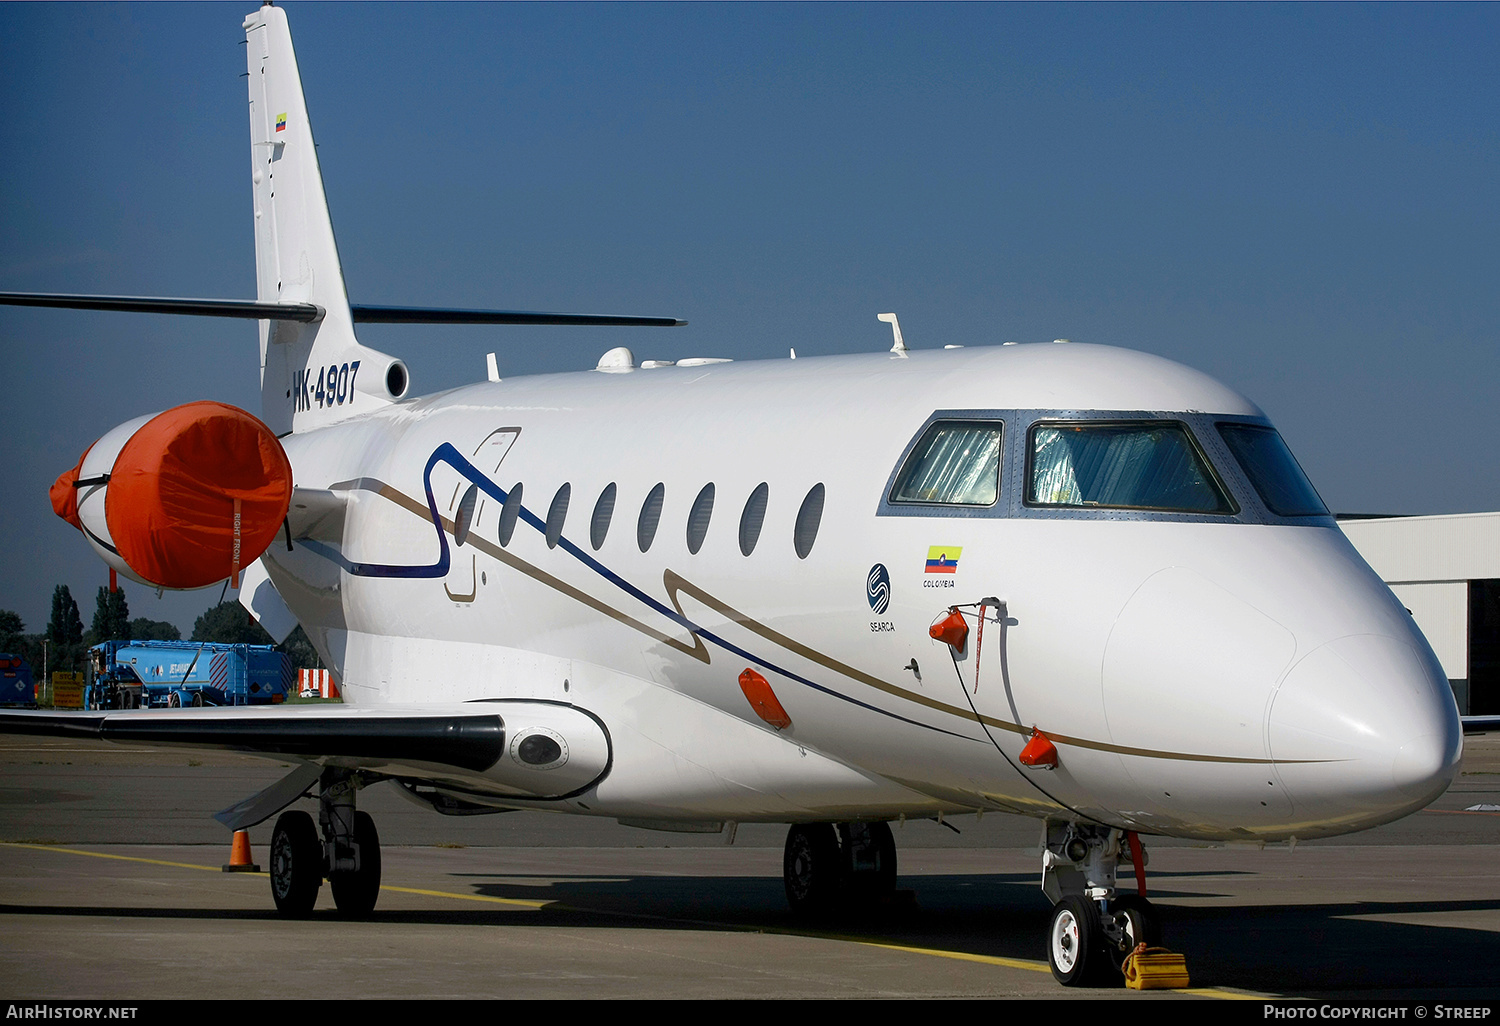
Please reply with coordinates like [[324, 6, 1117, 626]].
[[348, 305, 686, 327], [0, 292, 684, 327], [0, 291, 322, 322], [1462, 715, 1500, 735]]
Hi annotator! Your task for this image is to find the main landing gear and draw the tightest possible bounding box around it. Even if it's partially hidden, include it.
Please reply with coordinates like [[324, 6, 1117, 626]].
[[783, 821, 897, 914], [1042, 822, 1162, 986], [270, 770, 383, 918]]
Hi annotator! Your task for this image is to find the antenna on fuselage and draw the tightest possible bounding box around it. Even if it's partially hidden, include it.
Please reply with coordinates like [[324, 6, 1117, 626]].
[[878, 312, 907, 356]]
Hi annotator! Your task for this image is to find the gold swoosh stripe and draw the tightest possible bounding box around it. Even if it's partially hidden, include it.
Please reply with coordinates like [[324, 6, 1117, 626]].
[[663, 569, 1303, 765], [357, 478, 1317, 765], [336, 477, 709, 663]]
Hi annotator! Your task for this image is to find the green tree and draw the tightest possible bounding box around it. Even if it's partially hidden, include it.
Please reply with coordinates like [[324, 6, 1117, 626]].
[[192, 602, 273, 645], [48, 586, 83, 646], [90, 586, 131, 643], [46, 586, 85, 673], [0, 610, 24, 651], [191, 602, 320, 670], [129, 617, 182, 642], [279, 625, 321, 671]]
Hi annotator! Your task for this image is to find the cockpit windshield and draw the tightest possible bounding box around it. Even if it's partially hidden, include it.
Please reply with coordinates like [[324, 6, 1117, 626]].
[[890, 421, 1003, 506], [1216, 423, 1327, 517], [1027, 421, 1235, 514]]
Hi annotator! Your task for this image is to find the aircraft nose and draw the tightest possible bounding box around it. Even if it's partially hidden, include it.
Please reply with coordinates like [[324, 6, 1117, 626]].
[[1268, 633, 1461, 828]]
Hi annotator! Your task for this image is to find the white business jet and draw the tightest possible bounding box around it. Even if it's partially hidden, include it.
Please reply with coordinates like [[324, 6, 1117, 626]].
[[0, 4, 1463, 986]]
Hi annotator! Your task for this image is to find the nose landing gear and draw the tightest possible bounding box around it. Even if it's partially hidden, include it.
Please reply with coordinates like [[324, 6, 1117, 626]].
[[269, 769, 383, 918], [1042, 822, 1162, 986]]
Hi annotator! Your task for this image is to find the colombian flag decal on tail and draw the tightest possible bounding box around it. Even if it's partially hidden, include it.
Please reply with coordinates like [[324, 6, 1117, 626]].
[[925, 545, 962, 573]]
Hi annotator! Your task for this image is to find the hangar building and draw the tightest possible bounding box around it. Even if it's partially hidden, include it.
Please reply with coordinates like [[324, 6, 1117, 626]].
[[1340, 511, 1500, 716]]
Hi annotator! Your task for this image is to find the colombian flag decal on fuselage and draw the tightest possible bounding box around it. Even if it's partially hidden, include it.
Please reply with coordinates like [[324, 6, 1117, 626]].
[[275, 113, 287, 132], [925, 545, 962, 573]]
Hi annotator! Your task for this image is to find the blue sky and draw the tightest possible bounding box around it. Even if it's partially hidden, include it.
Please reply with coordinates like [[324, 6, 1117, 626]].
[[1, 2, 1497, 635]]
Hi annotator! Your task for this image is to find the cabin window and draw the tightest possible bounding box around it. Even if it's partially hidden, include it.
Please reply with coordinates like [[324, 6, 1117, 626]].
[[740, 482, 769, 556], [890, 421, 1003, 506], [498, 482, 523, 546], [638, 482, 666, 552], [794, 483, 825, 559], [1026, 421, 1234, 514], [590, 483, 617, 550], [454, 483, 478, 546], [545, 483, 571, 549], [1217, 424, 1327, 517], [687, 484, 715, 555]]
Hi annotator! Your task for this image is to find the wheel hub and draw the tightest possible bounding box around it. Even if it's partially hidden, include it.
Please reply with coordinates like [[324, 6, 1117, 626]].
[[1052, 910, 1080, 972]]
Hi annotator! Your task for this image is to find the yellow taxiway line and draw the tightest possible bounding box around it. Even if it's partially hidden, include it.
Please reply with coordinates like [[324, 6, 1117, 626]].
[[0, 841, 1252, 997]]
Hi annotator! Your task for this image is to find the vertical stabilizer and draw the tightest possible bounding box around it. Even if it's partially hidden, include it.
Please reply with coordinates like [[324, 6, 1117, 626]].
[[244, 4, 407, 435]]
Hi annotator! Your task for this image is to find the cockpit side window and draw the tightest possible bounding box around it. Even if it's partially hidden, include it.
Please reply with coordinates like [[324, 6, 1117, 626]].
[[1216, 423, 1327, 517], [890, 421, 1003, 506], [1026, 421, 1235, 514]]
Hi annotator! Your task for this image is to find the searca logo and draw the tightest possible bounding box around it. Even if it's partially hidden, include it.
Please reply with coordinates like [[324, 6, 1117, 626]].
[[867, 564, 891, 615]]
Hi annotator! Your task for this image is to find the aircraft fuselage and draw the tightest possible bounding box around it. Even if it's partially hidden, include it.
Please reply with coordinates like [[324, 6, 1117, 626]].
[[266, 341, 1462, 841]]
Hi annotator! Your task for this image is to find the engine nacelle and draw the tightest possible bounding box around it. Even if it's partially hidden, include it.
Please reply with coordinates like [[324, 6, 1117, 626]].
[[50, 402, 293, 591]]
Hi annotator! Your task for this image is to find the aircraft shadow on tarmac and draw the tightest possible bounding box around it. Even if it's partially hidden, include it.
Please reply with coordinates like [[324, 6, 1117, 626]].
[[5, 873, 1498, 995]]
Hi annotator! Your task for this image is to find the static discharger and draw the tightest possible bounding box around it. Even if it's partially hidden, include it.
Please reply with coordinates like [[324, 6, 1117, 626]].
[[1018, 728, 1059, 770], [738, 668, 791, 730]]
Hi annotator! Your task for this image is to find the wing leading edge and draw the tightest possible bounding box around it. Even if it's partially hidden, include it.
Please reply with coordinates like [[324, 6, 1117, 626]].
[[0, 701, 613, 803], [0, 706, 504, 771]]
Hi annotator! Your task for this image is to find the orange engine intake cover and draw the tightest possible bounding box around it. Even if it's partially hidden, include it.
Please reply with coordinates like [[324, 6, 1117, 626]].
[[49, 444, 92, 530], [103, 401, 292, 590]]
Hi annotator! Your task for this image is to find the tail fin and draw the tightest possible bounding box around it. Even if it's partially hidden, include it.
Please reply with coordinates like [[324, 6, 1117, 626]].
[[244, 4, 407, 435]]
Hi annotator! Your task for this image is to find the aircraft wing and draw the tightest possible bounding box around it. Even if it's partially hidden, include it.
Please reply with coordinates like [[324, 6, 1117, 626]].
[[0, 702, 612, 810], [0, 705, 501, 769]]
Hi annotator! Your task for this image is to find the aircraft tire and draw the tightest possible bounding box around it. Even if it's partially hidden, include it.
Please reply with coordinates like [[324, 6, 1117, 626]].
[[330, 811, 382, 917], [870, 821, 896, 895], [784, 823, 840, 915], [1110, 893, 1163, 959], [1048, 895, 1109, 986], [270, 810, 322, 917]]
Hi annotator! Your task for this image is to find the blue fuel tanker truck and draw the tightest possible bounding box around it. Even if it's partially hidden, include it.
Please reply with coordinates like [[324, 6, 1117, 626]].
[[86, 640, 292, 709]]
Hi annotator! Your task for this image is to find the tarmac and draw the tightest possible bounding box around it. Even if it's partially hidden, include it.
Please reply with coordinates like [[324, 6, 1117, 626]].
[[1, 729, 1497, 1001]]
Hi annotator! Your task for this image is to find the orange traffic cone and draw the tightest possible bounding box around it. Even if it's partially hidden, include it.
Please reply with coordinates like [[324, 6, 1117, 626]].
[[222, 829, 260, 873]]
